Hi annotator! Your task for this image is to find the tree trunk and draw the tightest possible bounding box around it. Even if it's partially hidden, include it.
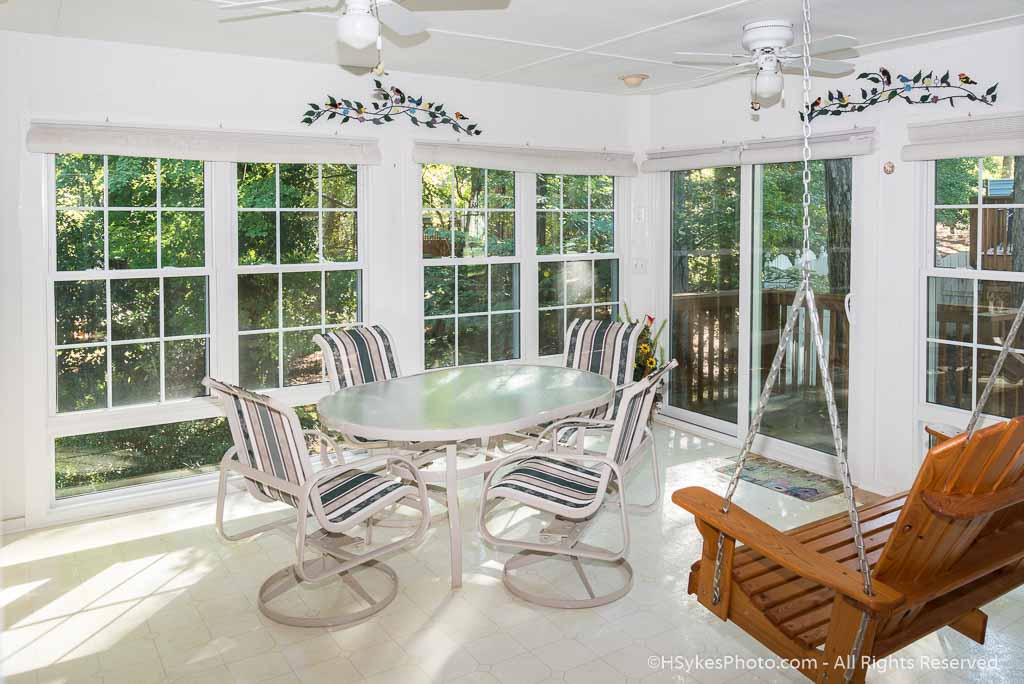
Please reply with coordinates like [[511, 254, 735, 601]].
[[824, 159, 852, 294]]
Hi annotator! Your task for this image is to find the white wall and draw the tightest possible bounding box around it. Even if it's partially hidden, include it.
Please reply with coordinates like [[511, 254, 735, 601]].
[[639, 25, 1024, 493], [0, 30, 640, 526]]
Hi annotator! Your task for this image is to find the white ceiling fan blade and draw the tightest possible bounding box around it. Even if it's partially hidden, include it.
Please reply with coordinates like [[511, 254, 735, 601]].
[[687, 63, 755, 88], [804, 34, 858, 56], [376, 0, 428, 36], [807, 57, 855, 76], [211, 0, 315, 10], [673, 52, 751, 66]]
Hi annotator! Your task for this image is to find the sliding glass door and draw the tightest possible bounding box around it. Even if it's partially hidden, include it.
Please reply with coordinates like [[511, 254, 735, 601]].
[[750, 159, 852, 454], [668, 167, 742, 430]]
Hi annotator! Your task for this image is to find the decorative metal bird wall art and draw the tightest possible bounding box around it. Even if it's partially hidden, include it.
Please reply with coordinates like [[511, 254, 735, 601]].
[[302, 78, 483, 135], [801, 67, 998, 121]]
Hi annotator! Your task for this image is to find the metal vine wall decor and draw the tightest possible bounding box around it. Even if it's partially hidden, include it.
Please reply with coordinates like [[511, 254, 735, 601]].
[[302, 79, 483, 135], [801, 68, 998, 121]]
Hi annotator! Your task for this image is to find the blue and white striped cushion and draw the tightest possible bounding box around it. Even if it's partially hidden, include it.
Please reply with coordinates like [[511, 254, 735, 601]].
[[489, 456, 606, 510]]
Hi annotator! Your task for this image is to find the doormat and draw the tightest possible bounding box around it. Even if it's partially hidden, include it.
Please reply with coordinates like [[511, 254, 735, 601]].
[[715, 455, 843, 502]]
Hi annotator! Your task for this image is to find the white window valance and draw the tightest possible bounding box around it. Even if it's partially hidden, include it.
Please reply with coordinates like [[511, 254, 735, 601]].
[[641, 127, 876, 172], [412, 141, 638, 177], [640, 145, 742, 173], [26, 121, 382, 165], [901, 111, 1024, 161]]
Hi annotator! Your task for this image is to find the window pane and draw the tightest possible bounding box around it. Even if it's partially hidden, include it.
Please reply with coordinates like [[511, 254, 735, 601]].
[[237, 162, 276, 209], [563, 212, 588, 254], [282, 271, 321, 328], [424, 318, 455, 368], [927, 341, 972, 410], [491, 263, 519, 312], [325, 270, 361, 324], [492, 313, 520, 361], [935, 157, 978, 205], [56, 210, 105, 271], [279, 164, 318, 209], [981, 209, 1020, 271], [977, 348, 1024, 418], [536, 174, 561, 210], [594, 304, 617, 320], [423, 210, 452, 258], [488, 211, 515, 257], [455, 212, 485, 258], [108, 211, 157, 270], [594, 259, 619, 303], [322, 164, 357, 208], [239, 333, 280, 389], [111, 342, 160, 406], [161, 159, 204, 208], [563, 175, 587, 209], [323, 211, 357, 262], [107, 156, 156, 207], [238, 211, 277, 265], [927, 277, 972, 343], [454, 166, 485, 209], [934, 208, 975, 269], [567, 306, 593, 324], [280, 211, 318, 264], [55, 154, 103, 207], [424, 266, 455, 317], [165, 338, 208, 400], [488, 170, 514, 209], [110, 278, 159, 340], [979, 280, 1024, 348], [591, 176, 614, 210], [161, 211, 205, 268], [55, 418, 231, 499], [57, 347, 107, 412], [536, 212, 560, 255], [457, 316, 488, 365], [982, 156, 1017, 204], [538, 262, 564, 307], [164, 276, 208, 337], [55, 280, 107, 345], [565, 260, 593, 305], [458, 264, 488, 314], [422, 164, 453, 209], [538, 309, 565, 356], [591, 212, 614, 253], [238, 273, 279, 331], [284, 330, 322, 386]]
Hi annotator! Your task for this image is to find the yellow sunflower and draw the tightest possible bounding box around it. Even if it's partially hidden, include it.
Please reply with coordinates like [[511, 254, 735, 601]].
[[646, 357, 657, 368], [638, 343, 651, 354]]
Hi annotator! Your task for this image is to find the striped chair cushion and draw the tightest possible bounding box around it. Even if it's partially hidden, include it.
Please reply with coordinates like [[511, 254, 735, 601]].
[[489, 456, 607, 510], [564, 319, 641, 419], [607, 363, 672, 467], [316, 326, 400, 390], [317, 469, 415, 523]]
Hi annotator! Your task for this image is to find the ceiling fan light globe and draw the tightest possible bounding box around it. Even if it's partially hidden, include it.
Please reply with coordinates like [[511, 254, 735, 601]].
[[752, 66, 783, 100], [337, 13, 379, 50]]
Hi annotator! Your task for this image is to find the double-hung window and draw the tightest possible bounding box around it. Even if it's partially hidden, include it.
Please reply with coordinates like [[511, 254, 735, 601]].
[[421, 164, 521, 368], [925, 155, 1024, 419], [236, 162, 362, 388], [536, 174, 619, 355]]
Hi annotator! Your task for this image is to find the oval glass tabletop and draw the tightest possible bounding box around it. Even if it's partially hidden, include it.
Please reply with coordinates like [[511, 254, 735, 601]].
[[317, 364, 614, 443]]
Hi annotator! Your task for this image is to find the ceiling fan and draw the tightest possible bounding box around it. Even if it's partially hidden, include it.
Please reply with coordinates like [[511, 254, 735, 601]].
[[209, 0, 503, 74], [673, 20, 858, 110]]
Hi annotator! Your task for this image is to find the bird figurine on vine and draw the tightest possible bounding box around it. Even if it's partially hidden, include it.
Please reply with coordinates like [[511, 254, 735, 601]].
[[879, 67, 892, 86], [959, 72, 978, 85]]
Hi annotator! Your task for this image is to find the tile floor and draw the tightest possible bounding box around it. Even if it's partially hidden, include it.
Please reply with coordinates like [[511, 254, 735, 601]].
[[4, 426, 1024, 684]]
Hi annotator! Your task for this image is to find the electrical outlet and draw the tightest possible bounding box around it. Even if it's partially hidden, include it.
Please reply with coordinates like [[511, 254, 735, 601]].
[[632, 258, 648, 274]]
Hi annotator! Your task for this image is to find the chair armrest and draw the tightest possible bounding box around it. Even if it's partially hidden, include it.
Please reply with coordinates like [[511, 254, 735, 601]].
[[303, 429, 344, 466], [672, 486, 904, 614], [924, 425, 956, 444]]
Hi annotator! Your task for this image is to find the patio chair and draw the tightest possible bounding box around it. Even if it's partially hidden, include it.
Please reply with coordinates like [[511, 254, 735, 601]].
[[204, 377, 430, 628], [479, 360, 676, 608], [564, 317, 644, 420]]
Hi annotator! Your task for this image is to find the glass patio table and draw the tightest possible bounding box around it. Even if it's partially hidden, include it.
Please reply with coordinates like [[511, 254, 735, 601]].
[[317, 363, 614, 588]]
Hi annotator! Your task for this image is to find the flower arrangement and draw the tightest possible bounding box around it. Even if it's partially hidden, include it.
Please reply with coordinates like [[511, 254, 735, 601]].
[[620, 303, 667, 382]]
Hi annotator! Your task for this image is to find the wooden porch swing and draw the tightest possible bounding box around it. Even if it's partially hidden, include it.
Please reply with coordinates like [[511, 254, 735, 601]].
[[672, 2, 1024, 681]]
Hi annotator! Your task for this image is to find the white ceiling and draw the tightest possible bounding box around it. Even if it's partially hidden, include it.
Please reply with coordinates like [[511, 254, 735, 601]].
[[2, 0, 1023, 94]]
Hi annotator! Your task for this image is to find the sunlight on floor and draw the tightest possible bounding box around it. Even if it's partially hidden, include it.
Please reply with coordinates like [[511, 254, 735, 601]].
[[3, 425, 1024, 684]]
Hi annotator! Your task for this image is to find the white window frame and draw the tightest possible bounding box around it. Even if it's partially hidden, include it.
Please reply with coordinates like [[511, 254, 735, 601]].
[[418, 164, 522, 368], [37, 155, 369, 522], [916, 157, 1024, 462]]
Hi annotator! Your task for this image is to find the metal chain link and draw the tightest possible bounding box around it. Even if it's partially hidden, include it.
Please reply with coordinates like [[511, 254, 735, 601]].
[[709, 3, 874, 679]]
